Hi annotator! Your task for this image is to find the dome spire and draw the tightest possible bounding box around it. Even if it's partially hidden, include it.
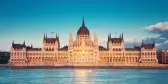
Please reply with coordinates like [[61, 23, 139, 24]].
[[82, 17, 85, 26], [77, 18, 90, 35]]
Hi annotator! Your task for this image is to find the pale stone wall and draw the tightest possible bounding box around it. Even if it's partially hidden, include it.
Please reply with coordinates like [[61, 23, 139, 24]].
[[9, 30, 159, 67], [9, 48, 27, 66], [140, 48, 158, 64]]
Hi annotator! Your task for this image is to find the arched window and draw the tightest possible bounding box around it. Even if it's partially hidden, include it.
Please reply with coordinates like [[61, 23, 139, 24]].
[[152, 52, 155, 55]]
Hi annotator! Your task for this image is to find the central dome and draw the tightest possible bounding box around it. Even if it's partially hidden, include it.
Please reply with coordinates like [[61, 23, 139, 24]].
[[77, 18, 90, 35]]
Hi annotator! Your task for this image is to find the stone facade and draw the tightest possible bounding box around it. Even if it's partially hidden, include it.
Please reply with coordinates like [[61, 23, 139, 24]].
[[9, 19, 158, 66], [161, 50, 168, 64]]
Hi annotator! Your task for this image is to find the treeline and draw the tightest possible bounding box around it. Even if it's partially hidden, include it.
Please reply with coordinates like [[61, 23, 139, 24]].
[[0, 52, 10, 64]]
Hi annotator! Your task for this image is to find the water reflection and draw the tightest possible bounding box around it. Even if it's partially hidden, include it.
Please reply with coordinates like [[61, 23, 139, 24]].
[[0, 69, 168, 84], [73, 69, 93, 84]]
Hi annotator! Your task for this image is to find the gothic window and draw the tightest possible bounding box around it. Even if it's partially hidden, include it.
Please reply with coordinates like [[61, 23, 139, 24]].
[[153, 52, 155, 55]]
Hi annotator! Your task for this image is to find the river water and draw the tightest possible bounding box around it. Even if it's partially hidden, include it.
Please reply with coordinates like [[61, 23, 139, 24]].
[[0, 68, 168, 84]]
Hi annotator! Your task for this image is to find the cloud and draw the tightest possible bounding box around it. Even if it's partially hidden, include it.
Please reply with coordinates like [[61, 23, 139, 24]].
[[143, 22, 168, 50], [144, 22, 168, 31]]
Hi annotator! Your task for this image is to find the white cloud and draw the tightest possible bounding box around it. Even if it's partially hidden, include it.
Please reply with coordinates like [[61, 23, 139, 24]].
[[144, 22, 168, 31]]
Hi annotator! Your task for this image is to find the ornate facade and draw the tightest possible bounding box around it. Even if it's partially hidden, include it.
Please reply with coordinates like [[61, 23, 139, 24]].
[[161, 50, 168, 64], [9, 19, 158, 66]]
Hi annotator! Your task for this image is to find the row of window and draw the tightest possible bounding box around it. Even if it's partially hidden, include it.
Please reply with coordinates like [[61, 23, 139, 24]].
[[45, 48, 55, 51], [113, 48, 123, 51], [141, 59, 156, 62], [142, 52, 156, 55], [71, 58, 97, 61], [11, 52, 25, 56]]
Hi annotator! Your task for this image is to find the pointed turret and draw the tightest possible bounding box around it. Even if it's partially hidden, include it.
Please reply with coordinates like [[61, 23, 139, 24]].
[[58, 34, 60, 48], [82, 17, 85, 26], [12, 40, 14, 47], [121, 32, 123, 40], [43, 33, 46, 40], [23, 40, 25, 46], [94, 31, 98, 46], [108, 33, 110, 41], [56, 33, 57, 39], [109, 33, 111, 39], [119, 32, 122, 38], [58, 34, 59, 41], [69, 29, 73, 49], [153, 39, 155, 46]]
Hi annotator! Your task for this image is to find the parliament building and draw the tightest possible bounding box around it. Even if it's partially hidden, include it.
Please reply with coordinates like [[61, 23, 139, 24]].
[[9, 19, 158, 66]]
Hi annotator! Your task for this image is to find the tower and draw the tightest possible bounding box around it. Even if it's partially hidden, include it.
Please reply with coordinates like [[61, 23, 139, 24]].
[[68, 30, 73, 50], [94, 31, 98, 47]]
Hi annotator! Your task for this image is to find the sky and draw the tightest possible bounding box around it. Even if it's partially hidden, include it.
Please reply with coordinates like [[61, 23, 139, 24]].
[[0, 0, 168, 51]]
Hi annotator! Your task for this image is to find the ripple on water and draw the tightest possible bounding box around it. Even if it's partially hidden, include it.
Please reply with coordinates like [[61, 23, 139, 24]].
[[0, 68, 168, 84]]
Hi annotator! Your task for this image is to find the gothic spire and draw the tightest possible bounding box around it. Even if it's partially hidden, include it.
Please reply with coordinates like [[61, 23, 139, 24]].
[[58, 34, 59, 41], [142, 40, 144, 45], [12, 40, 14, 46], [82, 17, 85, 26], [121, 32, 123, 40], [153, 39, 155, 45], [94, 30, 98, 46], [56, 33, 57, 39], [110, 32, 111, 39], [69, 29, 73, 48], [69, 30, 73, 41], [44, 33, 45, 40], [108, 33, 109, 41], [23, 40, 25, 46]]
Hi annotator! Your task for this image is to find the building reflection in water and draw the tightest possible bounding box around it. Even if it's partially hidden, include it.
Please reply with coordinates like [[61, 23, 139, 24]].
[[73, 69, 93, 84]]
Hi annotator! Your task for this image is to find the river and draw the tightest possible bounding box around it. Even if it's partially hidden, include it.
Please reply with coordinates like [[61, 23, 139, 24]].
[[0, 68, 167, 84]]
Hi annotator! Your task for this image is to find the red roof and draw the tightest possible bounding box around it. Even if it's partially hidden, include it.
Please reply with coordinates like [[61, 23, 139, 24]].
[[134, 46, 141, 51], [59, 45, 68, 51], [44, 38, 57, 43], [125, 46, 141, 51], [26, 46, 41, 51], [12, 44, 26, 49], [110, 38, 123, 43], [141, 44, 155, 49], [99, 46, 108, 51]]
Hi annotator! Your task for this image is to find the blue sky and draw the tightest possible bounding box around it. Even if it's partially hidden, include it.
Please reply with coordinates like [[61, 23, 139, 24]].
[[0, 0, 168, 51]]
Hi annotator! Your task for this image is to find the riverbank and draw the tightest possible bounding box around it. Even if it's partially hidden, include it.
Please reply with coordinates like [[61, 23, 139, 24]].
[[1, 64, 168, 69], [6, 65, 168, 69]]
